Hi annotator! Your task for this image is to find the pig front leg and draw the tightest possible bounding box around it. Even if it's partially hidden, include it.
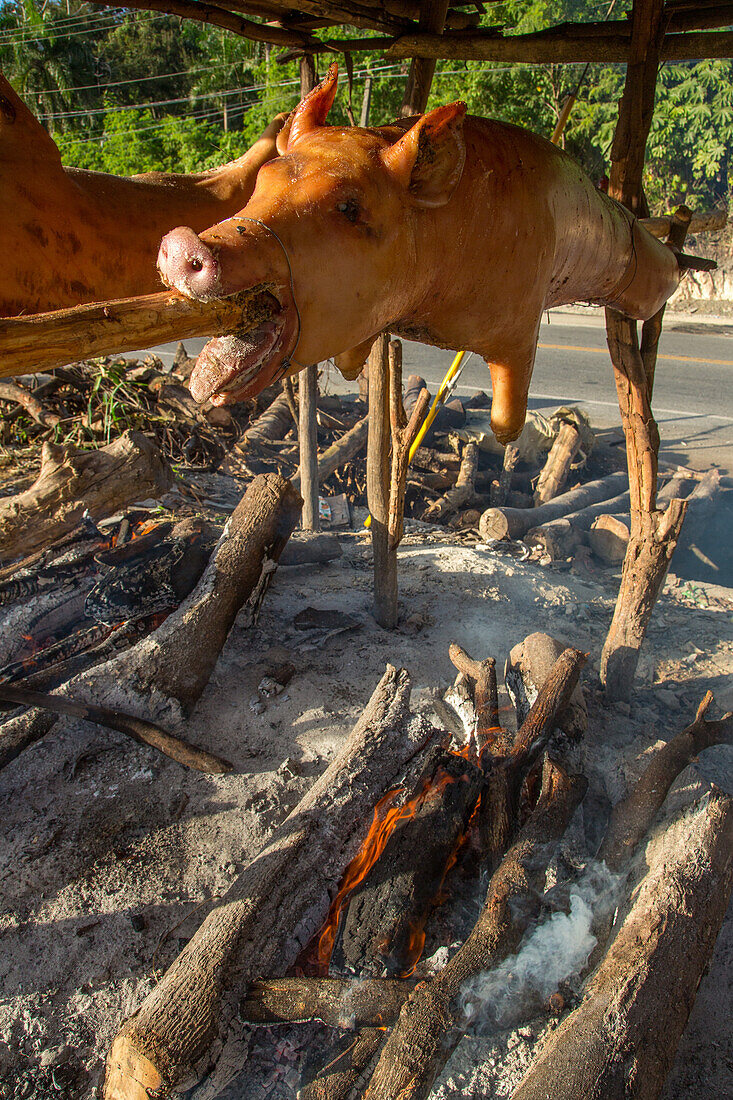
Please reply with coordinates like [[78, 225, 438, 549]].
[[477, 319, 542, 446]]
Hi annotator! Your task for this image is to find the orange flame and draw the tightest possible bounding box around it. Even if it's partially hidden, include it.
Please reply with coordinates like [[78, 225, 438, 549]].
[[314, 766, 462, 976]]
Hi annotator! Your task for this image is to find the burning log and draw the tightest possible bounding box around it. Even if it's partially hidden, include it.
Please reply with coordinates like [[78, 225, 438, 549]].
[[103, 665, 438, 1099], [331, 748, 484, 978], [240, 977, 412, 1028], [534, 420, 582, 504], [512, 785, 733, 1100], [505, 632, 588, 740], [423, 441, 479, 523], [0, 474, 301, 775], [0, 684, 231, 773], [362, 757, 587, 1100], [0, 287, 277, 378], [0, 431, 173, 564], [479, 471, 628, 542]]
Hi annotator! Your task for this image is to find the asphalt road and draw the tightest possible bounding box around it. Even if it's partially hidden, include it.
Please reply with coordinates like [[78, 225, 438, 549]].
[[147, 307, 733, 586]]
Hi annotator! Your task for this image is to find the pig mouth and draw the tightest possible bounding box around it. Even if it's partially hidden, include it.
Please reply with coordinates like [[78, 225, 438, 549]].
[[189, 295, 296, 405]]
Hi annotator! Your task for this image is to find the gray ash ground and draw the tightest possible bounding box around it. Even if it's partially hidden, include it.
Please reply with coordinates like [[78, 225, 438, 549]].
[[1, 519, 732, 1099]]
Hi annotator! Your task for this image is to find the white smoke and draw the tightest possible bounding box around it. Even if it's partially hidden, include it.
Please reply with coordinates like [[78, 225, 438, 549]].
[[461, 861, 621, 1033]]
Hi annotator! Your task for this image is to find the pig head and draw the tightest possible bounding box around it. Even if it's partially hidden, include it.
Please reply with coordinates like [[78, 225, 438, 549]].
[[157, 63, 680, 445], [0, 72, 285, 315]]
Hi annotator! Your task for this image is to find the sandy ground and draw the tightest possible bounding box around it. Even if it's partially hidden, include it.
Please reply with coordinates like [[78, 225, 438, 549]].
[[0, 519, 732, 1099]]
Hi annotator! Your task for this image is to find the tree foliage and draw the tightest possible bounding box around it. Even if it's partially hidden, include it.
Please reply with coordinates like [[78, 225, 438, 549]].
[[0, 0, 730, 211]]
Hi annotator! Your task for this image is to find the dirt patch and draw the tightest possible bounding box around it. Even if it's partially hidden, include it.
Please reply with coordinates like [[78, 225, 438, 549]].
[[1, 524, 731, 1098]]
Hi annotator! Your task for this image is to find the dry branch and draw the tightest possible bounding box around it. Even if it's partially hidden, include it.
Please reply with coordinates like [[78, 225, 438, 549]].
[[489, 443, 519, 507], [0, 684, 231, 774], [599, 691, 733, 870], [0, 379, 61, 426], [505, 633, 587, 740], [103, 665, 437, 1099], [0, 431, 172, 564], [534, 421, 582, 504], [243, 391, 294, 444], [299, 364, 321, 530], [424, 440, 479, 523], [512, 786, 733, 1100], [0, 287, 276, 378]]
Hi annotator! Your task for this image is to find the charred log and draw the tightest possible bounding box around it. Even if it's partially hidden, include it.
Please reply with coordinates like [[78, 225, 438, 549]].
[[103, 665, 437, 1099]]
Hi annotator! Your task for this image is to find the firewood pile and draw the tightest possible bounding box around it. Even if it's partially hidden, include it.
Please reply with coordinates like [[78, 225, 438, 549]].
[[99, 635, 733, 1100]]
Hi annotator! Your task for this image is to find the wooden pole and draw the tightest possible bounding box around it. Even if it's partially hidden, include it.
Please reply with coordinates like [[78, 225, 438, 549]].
[[367, 333, 396, 627], [600, 0, 687, 699], [400, 0, 449, 115], [298, 54, 321, 531]]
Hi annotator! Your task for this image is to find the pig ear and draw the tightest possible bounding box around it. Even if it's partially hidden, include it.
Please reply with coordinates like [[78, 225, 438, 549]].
[[284, 62, 339, 151], [381, 102, 467, 208]]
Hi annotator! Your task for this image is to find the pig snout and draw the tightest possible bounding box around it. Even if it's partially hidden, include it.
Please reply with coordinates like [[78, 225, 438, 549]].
[[157, 226, 221, 301]]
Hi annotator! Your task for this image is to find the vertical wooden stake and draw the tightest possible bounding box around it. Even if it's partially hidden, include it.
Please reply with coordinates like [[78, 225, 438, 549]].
[[599, 0, 687, 699], [367, 333, 395, 627], [297, 54, 320, 532], [399, 0, 450, 115], [298, 364, 320, 531]]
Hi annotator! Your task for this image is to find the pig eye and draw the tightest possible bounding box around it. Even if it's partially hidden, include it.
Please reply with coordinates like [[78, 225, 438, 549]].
[[336, 198, 360, 224]]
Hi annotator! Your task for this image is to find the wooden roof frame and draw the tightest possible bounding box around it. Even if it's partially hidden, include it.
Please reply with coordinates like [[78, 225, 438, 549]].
[[93, 1, 733, 65]]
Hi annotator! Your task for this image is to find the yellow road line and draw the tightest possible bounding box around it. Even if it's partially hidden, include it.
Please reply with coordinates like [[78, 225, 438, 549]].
[[538, 342, 733, 368]]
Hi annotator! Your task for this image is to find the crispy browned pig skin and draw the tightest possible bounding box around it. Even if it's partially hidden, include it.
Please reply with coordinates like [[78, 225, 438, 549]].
[[0, 73, 285, 316], [157, 64, 680, 445]]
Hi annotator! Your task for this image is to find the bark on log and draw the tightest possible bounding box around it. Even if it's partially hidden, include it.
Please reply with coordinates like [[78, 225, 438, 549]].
[[479, 471, 628, 541], [0, 431, 173, 564], [243, 391, 294, 444], [505, 632, 587, 740], [300, 1028, 385, 1100], [0, 287, 277, 378], [489, 443, 519, 507], [240, 977, 412, 1028], [367, 334, 396, 629], [103, 665, 437, 1099], [599, 690, 733, 870], [363, 758, 587, 1100], [587, 513, 630, 564], [291, 415, 368, 490], [279, 532, 342, 567], [424, 441, 479, 523], [534, 422, 582, 505], [512, 786, 733, 1100], [333, 749, 483, 977], [0, 708, 56, 772]]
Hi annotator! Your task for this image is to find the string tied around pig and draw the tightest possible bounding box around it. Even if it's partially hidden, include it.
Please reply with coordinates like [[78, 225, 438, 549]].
[[233, 215, 304, 380]]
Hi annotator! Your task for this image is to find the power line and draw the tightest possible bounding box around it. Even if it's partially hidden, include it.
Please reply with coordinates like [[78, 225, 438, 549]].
[[0, 10, 163, 46]]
